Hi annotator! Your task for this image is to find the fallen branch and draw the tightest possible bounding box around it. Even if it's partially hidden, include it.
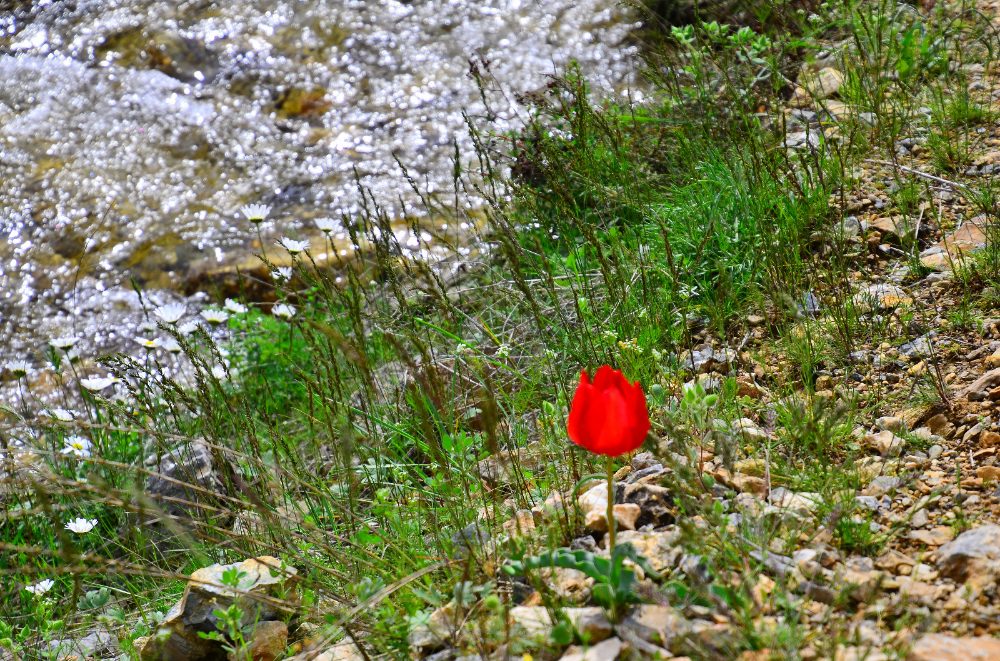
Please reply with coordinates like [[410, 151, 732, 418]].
[[864, 159, 970, 191]]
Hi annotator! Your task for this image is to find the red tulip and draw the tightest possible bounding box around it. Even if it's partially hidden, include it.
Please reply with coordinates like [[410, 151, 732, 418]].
[[567, 366, 650, 457]]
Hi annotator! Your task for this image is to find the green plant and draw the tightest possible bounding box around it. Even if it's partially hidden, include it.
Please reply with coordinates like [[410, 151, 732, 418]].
[[197, 568, 253, 659], [77, 587, 111, 612], [503, 544, 660, 620]]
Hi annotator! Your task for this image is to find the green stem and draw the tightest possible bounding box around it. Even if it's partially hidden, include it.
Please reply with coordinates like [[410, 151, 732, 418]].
[[606, 455, 616, 552], [256, 225, 269, 262]]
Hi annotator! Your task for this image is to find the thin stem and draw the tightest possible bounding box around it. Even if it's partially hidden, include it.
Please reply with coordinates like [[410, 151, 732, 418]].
[[255, 225, 269, 262], [606, 455, 616, 552]]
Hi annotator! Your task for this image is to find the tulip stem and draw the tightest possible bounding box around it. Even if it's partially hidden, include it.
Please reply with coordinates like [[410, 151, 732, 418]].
[[606, 455, 616, 552]]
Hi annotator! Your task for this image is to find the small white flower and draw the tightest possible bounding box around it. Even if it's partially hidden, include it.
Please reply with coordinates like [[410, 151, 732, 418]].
[[62, 436, 92, 457], [66, 347, 81, 363], [272, 266, 293, 282], [138, 321, 157, 333], [278, 237, 310, 255], [651, 348, 664, 362], [25, 579, 54, 596], [49, 409, 75, 422], [79, 376, 117, 391], [6, 360, 29, 377], [211, 365, 227, 380], [153, 303, 186, 324], [456, 343, 475, 356], [178, 321, 200, 335], [496, 344, 511, 358], [50, 336, 78, 349], [65, 518, 97, 534], [224, 299, 248, 314], [200, 309, 229, 324], [272, 304, 295, 319], [158, 337, 182, 353], [135, 337, 158, 349], [678, 283, 698, 300], [241, 203, 272, 223], [315, 217, 339, 234]]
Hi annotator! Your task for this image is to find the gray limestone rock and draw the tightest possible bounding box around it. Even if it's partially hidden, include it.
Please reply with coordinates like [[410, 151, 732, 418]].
[[935, 525, 1000, 587]]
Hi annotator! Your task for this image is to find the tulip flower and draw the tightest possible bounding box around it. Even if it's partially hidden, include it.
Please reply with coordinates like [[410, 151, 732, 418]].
[[567, 365, 650, 550]]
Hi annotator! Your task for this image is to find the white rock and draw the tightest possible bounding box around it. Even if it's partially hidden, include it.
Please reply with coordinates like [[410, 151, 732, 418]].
[[558, 637, 622, 661]]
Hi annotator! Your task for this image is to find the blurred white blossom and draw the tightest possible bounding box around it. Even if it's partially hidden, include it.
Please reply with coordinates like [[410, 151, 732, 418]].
[[49, 409, 75, 422], [25, 579, 54, 596], [158, 337, 182, 354], [79, 376, 117, 391], [62, 436, 92, 457], [50, 336, 78, 349], [272, 304, 295, 319], [224, 299, 248, 314], [241, 204, 271, 223], [278, 238, 310, 255], [6, 360, 28, 377], [315, 217, 339, 234], [178, 321, 200, 335], [65, 518, 97, 534], [200, 309, 229, 325], [153, 303, 186, 324]]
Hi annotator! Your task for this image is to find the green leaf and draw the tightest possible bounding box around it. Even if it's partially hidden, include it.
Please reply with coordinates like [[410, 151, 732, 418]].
[[551, 620, 574, 645]]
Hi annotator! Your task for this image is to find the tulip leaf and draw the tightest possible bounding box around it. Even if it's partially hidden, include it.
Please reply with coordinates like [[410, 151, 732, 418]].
[[502, 543, 659, 616]]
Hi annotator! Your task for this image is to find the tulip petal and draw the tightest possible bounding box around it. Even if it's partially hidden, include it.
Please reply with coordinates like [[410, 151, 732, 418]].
[[567, 366, 651, 456], [591, 365, 622, 392], [567, 370, 593, 447], [582, 387, 630, 455]]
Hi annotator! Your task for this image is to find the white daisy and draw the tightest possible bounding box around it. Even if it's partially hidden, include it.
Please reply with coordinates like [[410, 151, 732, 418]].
[[62, 436, 92, 457], [135, 337, 158, 349], [25, 579, 54, 596], [153, 303, 186, 324], [271, 266, 293, 282], [211, 365, 227, 380], [272, 304, 296, 319], [278, 238, 310, 255], [241, 204, 272, 224], [79, 376, 117, 391], [65, 518, 97, 534], [50, 336, 78, 349], [138, 321, 157, 333], [224, 299, 248, 314], [66, 348, 81, 363], [6, 360, 29, 377], [158, 337, 182, 354], [315, 217, 339, 234], [49, 409, 75, 422], [200, 309, 229, 325], [178, 321, 200, 335]]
